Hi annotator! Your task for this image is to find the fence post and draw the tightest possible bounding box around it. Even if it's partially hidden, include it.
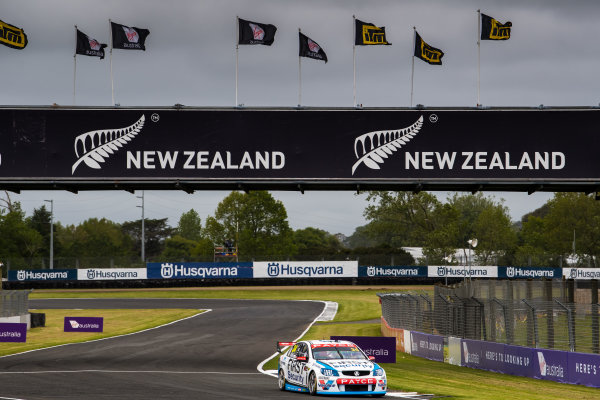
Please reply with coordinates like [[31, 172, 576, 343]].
[[555, 299, 575, 352], [522, 299, 539, 348], [544, 279, 555, 349], [471, 297, 486, 341], [419, 294, 433, 334], [505, 281, 515, 344], [592, 279, 599, 354]]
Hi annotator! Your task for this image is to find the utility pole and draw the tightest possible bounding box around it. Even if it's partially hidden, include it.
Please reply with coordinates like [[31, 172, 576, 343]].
[[137, 191, 145, 262], [44, 199, 54, 269]]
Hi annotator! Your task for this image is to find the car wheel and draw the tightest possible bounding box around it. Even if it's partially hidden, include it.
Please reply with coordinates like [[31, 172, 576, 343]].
[[308, 371, 317, 396], [278, 369, 286, 391]]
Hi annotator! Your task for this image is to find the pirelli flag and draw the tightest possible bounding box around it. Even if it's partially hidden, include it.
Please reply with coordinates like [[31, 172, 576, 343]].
[[0, 18, 28, 49], [355, 19, 391, 45], [481, 13, 512, 40], [111, 21, 150, 50], [414, 31, 444, 65]]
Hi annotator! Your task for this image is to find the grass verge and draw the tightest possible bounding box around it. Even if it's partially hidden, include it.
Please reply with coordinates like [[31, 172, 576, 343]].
[[0, 309, 202, 357]]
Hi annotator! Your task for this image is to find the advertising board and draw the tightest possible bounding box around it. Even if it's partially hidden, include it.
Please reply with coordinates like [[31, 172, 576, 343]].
[[253, 261, 357, 278], [146, 262, 253, 279]]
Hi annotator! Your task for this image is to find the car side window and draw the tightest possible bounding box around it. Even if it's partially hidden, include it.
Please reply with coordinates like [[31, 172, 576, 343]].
[[289, 344, 299, 358], [297, 343, 308, 359]]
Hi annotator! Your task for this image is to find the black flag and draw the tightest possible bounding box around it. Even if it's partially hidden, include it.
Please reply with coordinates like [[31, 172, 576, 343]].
[[76, 29, 107, 59], [414, 31, 444, 65], [238, 18, 277, 45], [481, 13, 512, 40], [110, 21, 150, 50], [299, 32, 327, 63], [355, 19, 391, 45]]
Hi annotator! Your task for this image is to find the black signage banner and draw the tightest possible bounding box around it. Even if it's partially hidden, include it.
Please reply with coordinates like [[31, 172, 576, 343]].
[[0, 107, 599, 191]]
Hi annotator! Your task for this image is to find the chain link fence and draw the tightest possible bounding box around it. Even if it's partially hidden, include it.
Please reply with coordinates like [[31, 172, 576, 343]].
[[0, 290, 31, 318], [379, 279, 600, 354]]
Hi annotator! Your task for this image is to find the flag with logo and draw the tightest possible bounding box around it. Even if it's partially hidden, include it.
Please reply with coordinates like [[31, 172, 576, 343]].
[[414, 31, 444, 65], [355, 19, 391, 45], [481, 13, 512, 40], [238, 18, 277, 45], [0, 18, 28, 49], [76, 29, 107, 59], [299, 32, 327, 63], [110, 21, 150, 50]]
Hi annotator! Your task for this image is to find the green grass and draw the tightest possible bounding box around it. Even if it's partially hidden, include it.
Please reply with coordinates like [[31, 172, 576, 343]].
[[25, 286, 600, 398]]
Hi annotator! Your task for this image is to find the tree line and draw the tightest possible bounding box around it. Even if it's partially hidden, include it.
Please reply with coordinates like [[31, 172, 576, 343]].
[[0, 191, 598, 267]]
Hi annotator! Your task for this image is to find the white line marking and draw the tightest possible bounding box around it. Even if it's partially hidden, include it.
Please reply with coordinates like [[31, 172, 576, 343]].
[[0, 397, 26, 400], [0, 370, 260, 375], [256, 300, 338, 377], [0, 309, 211, 360]]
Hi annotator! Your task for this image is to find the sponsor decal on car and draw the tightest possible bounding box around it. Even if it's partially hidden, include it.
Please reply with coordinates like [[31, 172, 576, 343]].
[[336, 378, 377, 385]]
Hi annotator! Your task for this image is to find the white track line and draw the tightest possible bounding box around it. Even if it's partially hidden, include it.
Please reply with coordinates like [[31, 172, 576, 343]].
[[256, 300, 337, 377], [0, 309, 211, 360]]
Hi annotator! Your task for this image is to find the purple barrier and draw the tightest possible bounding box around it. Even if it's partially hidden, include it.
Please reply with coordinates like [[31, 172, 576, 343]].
[[462, 339, 600, 387], [568, 351, 600, 387], [410, 331, 444, 362]]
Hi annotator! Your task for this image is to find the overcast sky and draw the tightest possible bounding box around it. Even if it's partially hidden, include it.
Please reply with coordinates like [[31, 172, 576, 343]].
[[2, 0, 597, 234]]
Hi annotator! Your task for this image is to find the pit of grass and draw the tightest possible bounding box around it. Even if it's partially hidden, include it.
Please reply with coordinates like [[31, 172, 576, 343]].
[[0, 309, 202, 357]]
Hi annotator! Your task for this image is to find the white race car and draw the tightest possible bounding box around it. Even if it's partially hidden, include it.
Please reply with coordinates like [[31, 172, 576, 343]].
[[276, 339, 387, 396]]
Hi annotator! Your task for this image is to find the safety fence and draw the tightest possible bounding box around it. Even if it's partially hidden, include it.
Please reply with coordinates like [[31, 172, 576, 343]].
[[0, 290, 31, 318], [378, 280, 600, 355]]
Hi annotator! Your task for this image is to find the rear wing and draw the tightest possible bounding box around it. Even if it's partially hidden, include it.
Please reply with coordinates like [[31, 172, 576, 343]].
[[277, 341, 296, 353]]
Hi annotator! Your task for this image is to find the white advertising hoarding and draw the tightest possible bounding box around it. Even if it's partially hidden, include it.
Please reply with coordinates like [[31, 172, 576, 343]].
[[77, 268, 147, 281]]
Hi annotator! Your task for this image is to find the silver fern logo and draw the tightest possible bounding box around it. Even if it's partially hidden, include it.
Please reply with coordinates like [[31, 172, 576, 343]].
[[71, 115, 145, 174], [351, 115, 423, 175]]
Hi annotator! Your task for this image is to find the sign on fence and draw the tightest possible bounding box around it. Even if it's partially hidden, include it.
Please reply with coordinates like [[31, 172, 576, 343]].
[[498, 267, 562, 279], [409, 331, 444, 362], [330, 336, 396, 363], [563, 268, 600, 280], [8, 269, 77, 281], [64, 317, 104, 332], [428, 266, 498, 278], [359, 266, 427, 278], [0, 323, 27, 342], [146, 262, 253, 279], [253, 261, 357, 278], [77, 268, 147, 281]]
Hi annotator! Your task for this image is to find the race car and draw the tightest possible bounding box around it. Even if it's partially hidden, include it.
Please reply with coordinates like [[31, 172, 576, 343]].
[[276, 339, 387, 396]]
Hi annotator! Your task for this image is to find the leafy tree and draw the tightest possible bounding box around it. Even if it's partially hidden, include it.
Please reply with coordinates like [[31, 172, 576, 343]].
[[206, 191, 294, 260], [176, 209, 203, 241], [161, 235, 198, 260], [293, 227, 343, 259], [0, 203, 44, 260], [26, 205, 57, 258], [472, 203, 518, 264], [58, 218, 133, 258], [122, 218, 174, 260]]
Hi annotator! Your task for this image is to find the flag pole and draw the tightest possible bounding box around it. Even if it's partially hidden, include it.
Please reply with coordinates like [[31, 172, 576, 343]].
[[353, 15, 356, 107], [235, 16, 239, 107], [109, 19, 115, 106], [73, 25, 77, 105], [298, 28, 302, 107], [477, 9, 481, 106], [410, 27, 416, 107]]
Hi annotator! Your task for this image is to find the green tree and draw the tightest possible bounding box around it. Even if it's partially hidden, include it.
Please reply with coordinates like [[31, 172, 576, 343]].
[[26, 205, 56, 258], [293, 227, 343, 260], [160, 235, 198, 260], [0, 203, 44, 260], [58, 218, 133, 258], [206, 191, 294, 260], [176, 209, 203, 241], [122, 218, 174, 260]]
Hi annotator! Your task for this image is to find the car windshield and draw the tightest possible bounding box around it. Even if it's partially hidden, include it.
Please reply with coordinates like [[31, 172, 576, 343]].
[[312, 346, 367, 360]]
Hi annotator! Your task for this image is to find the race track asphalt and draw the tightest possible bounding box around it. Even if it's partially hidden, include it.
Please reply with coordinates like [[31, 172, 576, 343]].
[[0, 298, 326, 400]]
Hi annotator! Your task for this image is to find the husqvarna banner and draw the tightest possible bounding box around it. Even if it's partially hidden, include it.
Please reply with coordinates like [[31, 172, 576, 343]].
[[428, 265, 498, 278], [498, 266, 562, 279], [146, 262, 253, 279], [563, 268, 600, 280], [8, 269, 77, 281], [359, 266, 427, 278], [77, 268, 147, 281], [253, 261, 358, 278], [1, 108, 600, 189]]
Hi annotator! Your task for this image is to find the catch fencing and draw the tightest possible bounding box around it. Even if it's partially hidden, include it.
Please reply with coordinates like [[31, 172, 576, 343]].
[[0, 290, 31, 318], [379, 279, 600, 354]]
